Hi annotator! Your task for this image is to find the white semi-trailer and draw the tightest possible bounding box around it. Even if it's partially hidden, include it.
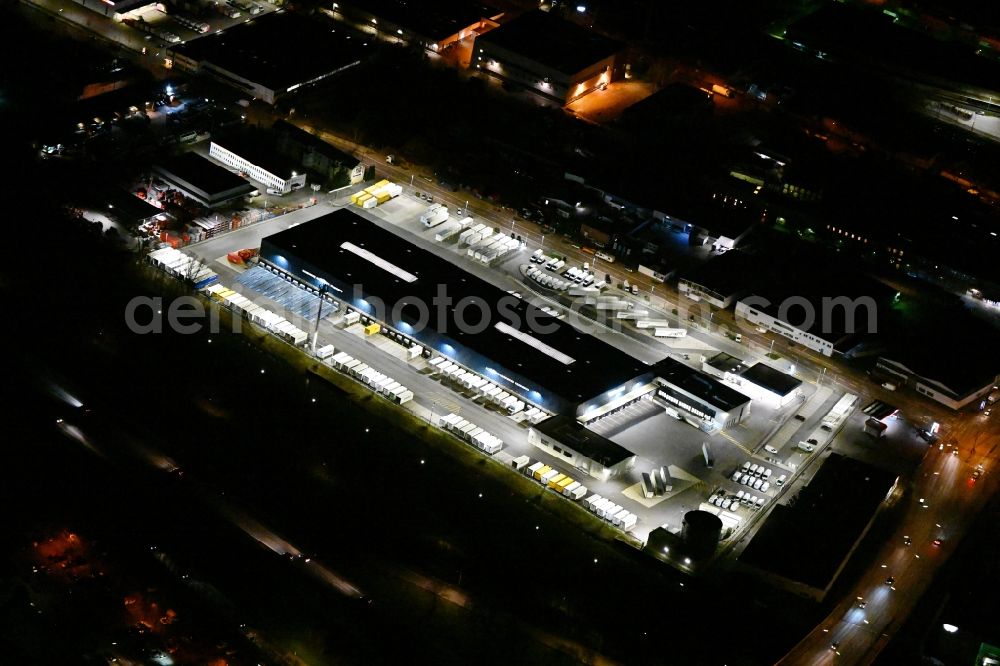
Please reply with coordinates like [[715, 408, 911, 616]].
[[420, 203, 449, 228], [654, 327, 688, 338]]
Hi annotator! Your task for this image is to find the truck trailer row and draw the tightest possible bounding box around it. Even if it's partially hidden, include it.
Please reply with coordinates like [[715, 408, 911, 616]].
[[523, 461, 589, 501], [582, 493, 638, 531], [202, 283, 310, 346], [438, 413, 503, 455], [328, 351, 414, 404], [148, 247, 219, 288], [427, 357, 548, 422]]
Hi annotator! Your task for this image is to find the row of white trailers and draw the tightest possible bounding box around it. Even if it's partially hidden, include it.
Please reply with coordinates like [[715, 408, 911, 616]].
[[329, 351, 414, 405], [466, 231, 520, 265], [202, 283, 309, 346], [438, 413, 503, 455], [427, 356, 548, 423], [148, 247, 219, 289], [582, 493, 639, 531]]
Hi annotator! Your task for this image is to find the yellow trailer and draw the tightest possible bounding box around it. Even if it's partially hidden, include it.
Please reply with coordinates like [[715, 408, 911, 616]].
[[547, 473, 567, 490], [557, 476, 575, 491], [375, 191, 392, 204], [214, 288, 235, 302], [364, 179, 390, 194], [532, 464, 551, 482], [354, 192, 372, 207], [363, 323, 381, 336], [350, 191, 365, 204]]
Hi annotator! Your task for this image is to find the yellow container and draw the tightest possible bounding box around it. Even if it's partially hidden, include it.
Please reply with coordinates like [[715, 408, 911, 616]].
[[363, 323, 381, 336], [532, 465, 551, 481], [354, 193, 372, 207], [557, 476, 575, 490], [547, 473, 567, 489]]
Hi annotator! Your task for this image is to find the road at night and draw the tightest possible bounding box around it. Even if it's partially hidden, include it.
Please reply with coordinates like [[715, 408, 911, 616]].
[[779, 413, 1000, 664]]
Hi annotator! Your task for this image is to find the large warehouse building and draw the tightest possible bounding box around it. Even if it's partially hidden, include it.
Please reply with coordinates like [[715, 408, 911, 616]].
[[166, 13, 366, 104], [209, 137, 306, 195], [258, 211, 754, 425], [472, 10, 624, 105], [259, 210, 652, 417], [153, 152, 255, 208], [257, 211, 753, 473]]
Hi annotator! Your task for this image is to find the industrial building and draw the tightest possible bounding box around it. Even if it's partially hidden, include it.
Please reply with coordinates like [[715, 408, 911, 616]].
[[739, 453, 898, 600], [166, 13, 366, 104], [876, 354, 998, 410], [472, 10, 624, 105], [650, 358, 752, 431], [678, 250, 757, 308], [528, 416, 636, 481], [152, 152, 255, 208], [209, 137, 306, 195], [74, 0, 151, 19], [332, 0, 503, 52], [735, 273, 894, 358], [272, 121, 365, 187], [736, 362, 802, 409], [257, 211, 758, 476], [258, 209, 652, 416], [702, 353, 800, 409]]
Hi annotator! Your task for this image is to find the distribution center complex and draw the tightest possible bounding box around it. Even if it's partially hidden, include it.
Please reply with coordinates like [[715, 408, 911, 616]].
[[257, 210, 754, 475]]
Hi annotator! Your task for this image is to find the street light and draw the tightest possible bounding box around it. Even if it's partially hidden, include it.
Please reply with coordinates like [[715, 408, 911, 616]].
[[311, 281, 329, 352]]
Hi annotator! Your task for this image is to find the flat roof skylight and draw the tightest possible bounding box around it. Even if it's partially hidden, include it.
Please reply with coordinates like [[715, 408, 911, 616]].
[[341, 242, 418, 283], [494, 321, 575, 365]]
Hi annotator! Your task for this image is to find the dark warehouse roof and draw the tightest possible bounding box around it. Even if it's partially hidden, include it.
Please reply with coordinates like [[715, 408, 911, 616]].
[[169, 12, 366, 93], [654, 357, 751, 412], [476, 10, 622, 76], [259, 209, 652, 406], [534, 415, 635, 467], [153, 152, 254, 200], [739, 363, 802, 398]]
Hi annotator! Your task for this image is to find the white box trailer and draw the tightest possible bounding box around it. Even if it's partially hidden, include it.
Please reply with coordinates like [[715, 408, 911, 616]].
[[584, 494, 603, 511], [621, 513, 637, 531], [439, 413, 462, 428], [482, 436, 502, 455], [458, 226, 482, 244], [512, 455, 530, 472], [527, 461, 545, 478], [540, 469, 561, 485], [420, 203, 449, 227], [457, 216, 474, 229], [613, 509, 630, 527], [562, 481, 581, 497], [396, 389, 413, 405], [654, 327, 688, 338], [434, 221, 463, 243], [407, 345, 424, 360], [570, 485, 587, 500], [343, 311, 361, 326], [428, 356, 445, 367], [636, 320, 672, 329]]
